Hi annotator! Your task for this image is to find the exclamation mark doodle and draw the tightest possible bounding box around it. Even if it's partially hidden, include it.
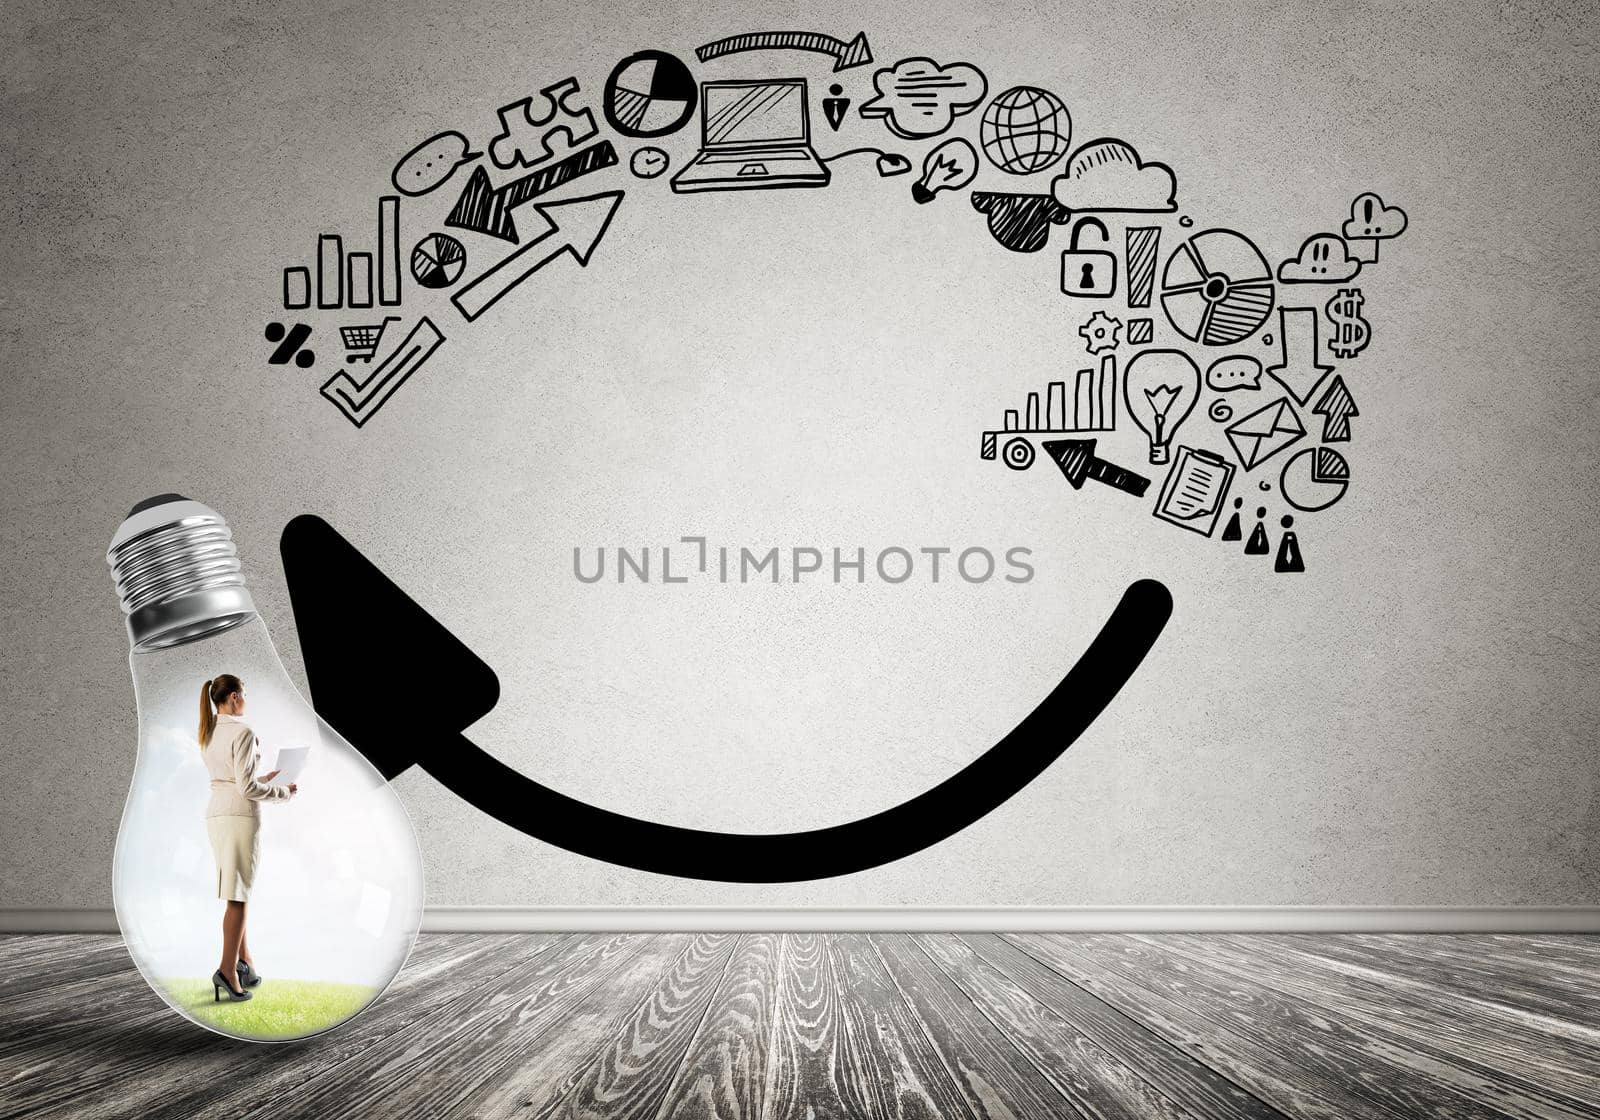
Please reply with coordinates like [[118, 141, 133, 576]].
[[1125, 227, 1160, 308]]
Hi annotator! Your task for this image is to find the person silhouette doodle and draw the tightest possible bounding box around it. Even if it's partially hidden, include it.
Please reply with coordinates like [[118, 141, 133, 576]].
[[1244, 506, 1271, 555], [1275, 515, 1305, 573], [1221, 497, 1244, 542]]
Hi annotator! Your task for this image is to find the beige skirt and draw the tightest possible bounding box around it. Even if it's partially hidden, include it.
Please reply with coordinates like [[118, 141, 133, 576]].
[[206, 815, 261, 902]]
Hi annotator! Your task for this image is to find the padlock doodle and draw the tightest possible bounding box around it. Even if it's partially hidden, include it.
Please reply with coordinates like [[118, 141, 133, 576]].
[[1059, 217, 1117, 298]]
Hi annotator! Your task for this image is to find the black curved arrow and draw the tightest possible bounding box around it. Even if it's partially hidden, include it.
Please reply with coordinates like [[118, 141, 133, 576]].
[[281, 515, 1171, 882]]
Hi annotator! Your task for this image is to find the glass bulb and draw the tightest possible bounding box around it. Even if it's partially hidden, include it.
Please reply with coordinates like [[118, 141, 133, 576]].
[[106, 495, 423, 1042], [1122, 348, 1201, 465]]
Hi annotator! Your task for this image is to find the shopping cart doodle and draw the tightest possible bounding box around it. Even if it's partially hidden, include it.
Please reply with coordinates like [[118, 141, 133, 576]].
[[340, 317, 400, 364]]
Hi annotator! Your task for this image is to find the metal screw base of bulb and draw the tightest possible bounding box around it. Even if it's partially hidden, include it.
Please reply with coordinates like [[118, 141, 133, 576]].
[[107, 496, 257, 651]]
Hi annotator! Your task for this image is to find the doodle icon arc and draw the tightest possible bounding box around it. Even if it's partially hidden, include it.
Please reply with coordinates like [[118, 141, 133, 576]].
[[105, 496, 425, 1042]]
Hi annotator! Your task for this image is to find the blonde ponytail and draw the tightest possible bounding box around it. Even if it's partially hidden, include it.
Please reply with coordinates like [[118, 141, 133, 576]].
[[199, 679, 217, 747]]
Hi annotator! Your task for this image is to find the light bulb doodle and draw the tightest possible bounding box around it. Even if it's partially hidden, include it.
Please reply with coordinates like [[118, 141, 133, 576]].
[[1123, 349, 1200, 465], [280, 515, 1172, 884], [105, 497, 423, 1042], [912, 138, 978, 204]]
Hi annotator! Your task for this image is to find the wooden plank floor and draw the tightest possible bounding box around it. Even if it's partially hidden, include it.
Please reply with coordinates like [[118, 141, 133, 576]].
[[1, 934, 1596, 1119]]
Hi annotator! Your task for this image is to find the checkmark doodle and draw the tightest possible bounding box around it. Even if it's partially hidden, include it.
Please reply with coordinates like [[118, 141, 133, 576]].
[[319, 318, 446, 428]]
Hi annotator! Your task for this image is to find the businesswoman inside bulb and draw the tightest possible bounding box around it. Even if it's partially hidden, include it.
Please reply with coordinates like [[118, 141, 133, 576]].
[[198, 674, 296, 1002]]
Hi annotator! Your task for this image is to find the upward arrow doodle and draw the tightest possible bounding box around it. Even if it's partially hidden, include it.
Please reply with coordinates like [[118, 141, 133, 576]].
[[1312, 374, 1359, 442], [451, 191, 623, 322]]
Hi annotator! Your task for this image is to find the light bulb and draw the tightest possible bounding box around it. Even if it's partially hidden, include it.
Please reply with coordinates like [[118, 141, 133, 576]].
[[105, 495, 423, 1042], [1123, 349, 1200, 465], [912, 137, 979, 203]]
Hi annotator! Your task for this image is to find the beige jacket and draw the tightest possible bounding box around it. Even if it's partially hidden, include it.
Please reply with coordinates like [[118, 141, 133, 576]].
[[203, 714, 290, 818]]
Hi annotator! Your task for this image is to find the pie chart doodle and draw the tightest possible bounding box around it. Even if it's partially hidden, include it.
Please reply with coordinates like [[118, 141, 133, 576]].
[[1161, 228, 1276, 346], [1280, 446, 1350, 512], [410, 233, 467, 290], [604, 50, 697, 138]]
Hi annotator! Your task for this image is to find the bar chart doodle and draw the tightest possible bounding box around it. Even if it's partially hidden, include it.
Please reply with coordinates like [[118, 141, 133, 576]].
[[980, 356, 1119, 471]]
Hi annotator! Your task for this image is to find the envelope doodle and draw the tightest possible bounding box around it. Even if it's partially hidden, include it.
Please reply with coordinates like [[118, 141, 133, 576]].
[[1225, 398, 1306, 471]]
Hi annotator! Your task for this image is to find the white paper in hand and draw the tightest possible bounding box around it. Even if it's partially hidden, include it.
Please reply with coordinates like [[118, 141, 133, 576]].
[[268, 745, 310, 785]]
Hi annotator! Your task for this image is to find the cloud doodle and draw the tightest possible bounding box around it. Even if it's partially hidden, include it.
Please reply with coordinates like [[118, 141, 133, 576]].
[[270, 23, 1410, 595], [1277, 233, 1361, 283], [1051, 138, 1177, 213]]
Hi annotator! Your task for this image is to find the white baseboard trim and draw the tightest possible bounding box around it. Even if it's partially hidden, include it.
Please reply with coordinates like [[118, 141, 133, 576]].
[[3, 906, 1599, 934]]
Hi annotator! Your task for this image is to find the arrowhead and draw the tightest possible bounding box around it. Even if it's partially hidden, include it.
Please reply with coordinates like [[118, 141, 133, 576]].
[[280, 515, 500, 779], [1312, 374, 1358, 416], [538, 190, 624, 265], [835, 30, 873, 70], [1041, 438, 1096, 489], [445, 165, 520, 243]]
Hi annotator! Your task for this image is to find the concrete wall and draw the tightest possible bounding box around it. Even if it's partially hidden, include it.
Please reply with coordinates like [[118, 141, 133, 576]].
[[2, 0, 1596, 910]]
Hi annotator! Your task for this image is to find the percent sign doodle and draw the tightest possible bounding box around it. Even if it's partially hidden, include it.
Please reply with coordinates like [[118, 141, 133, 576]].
[[264, 322, 315, 368]]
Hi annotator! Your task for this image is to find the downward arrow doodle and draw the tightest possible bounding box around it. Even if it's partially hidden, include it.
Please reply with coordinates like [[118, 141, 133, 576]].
[[281, 515, 1172, 883], [1267, 306, 1334, 405]]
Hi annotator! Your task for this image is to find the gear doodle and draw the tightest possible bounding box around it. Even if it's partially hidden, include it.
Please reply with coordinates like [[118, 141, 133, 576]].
[[1078, 310, 1122, 356], [489, 77, 598, 170]]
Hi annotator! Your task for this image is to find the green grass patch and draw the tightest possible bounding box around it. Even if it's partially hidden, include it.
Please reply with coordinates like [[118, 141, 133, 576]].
[[164, 976, 379, 1040]]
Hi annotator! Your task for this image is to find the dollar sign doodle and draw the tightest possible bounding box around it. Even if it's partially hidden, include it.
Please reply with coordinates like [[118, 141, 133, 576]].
[[1326, 287, 1370, 359]]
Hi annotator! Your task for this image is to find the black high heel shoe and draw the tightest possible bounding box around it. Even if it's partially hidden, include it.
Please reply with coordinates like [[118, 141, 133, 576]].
[[212, 968, 252, 1002], [236, 959, 263, 988]]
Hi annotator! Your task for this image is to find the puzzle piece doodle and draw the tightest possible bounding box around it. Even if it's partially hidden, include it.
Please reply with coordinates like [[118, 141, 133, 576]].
[[489, 77, 598, 170]]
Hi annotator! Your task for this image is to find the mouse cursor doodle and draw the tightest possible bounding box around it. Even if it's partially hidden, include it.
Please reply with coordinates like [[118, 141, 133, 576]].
[[281, 515, 1171, 882], [1042, 438, 1152, 498]]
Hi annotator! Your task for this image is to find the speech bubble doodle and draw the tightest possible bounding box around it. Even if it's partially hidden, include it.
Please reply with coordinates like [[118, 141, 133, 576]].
[[859, 57, 988, 139], [1206, 354, 1263, 393], [391, 131, 481, 196]]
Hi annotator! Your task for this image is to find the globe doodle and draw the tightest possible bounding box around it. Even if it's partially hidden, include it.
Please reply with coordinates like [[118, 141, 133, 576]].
[[979, 86, 1072, 174]]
